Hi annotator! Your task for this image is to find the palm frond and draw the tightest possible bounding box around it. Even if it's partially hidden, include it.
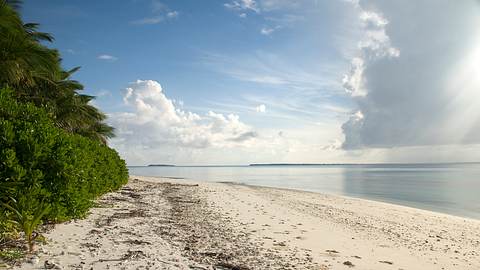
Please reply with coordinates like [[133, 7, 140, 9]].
[[23, 23, 54, 42], [4, 0, 22, 10]]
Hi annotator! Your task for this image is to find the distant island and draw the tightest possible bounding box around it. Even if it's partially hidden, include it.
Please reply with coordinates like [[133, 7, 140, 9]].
[[248, 163, 359, 166], [148, 164, 176, 167], [249, 162, 480, 166]]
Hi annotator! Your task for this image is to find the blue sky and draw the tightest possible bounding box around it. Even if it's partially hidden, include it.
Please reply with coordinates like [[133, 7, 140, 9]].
[[22, 0, 352, 115], [22, 0, 480, 165]]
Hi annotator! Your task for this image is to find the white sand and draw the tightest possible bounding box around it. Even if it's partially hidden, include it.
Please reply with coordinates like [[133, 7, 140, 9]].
[[16, 176, 480, 270]]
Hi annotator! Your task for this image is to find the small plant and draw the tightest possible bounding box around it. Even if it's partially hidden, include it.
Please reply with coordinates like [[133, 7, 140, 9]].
[[2, 195, 50, 253], [0, 247, 24, 262], [0, 88, 128, 251]]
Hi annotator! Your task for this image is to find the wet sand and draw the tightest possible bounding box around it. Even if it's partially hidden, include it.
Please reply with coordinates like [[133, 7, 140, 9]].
[[17, 176, 480, 269]]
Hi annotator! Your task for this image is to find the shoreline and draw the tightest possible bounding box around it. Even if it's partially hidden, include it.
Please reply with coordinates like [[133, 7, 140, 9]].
[[15, 176, 480, 269], [235, 181, 480, 223]]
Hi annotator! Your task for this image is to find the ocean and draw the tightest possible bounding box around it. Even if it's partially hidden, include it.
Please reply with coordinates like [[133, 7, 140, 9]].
[[128, 163, 480, 220]]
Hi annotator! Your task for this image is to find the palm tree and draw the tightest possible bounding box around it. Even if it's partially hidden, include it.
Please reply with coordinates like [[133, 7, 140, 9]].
[[0, 1, 58, 89], [0, 0, 115, 143]]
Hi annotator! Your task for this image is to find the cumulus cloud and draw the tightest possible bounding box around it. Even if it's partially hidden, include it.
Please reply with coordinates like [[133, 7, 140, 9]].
[[342, 0, 480, 149], [110, 80, 259, 158], [97, 54, 117, 61], [108, 80, 356, 165], [342, 6, 399, 97]]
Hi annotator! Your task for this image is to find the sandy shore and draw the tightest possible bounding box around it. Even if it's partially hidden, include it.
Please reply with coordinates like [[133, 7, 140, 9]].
[[16, 176, 480, 270]]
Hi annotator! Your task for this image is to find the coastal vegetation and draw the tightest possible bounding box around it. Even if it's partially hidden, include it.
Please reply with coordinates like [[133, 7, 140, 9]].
[[0, 0, 128, 255]]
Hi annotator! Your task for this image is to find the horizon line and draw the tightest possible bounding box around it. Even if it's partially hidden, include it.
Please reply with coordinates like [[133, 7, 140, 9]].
[[127, 161, 480, 167]]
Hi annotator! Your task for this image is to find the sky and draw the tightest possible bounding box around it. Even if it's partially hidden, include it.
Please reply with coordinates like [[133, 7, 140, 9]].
[[22, 0, 480, 165]]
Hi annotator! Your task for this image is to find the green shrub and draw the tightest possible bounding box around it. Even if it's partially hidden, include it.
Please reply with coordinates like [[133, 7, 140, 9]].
[[0, 88, 128, 234], [0, 247, 24, 262]]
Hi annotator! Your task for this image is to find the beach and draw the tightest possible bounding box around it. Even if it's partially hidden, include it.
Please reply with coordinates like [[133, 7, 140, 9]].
[[18, 176, 480, 270]]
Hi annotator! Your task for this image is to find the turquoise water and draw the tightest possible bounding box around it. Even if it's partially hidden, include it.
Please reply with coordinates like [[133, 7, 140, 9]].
[[128, 163, 480, 220]]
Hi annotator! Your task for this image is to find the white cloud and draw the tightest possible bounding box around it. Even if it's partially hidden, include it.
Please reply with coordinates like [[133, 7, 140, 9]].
[[342, 57, 364, 97], [225, 0, 303, 13], [342, 6, 399, 98], [166, 11, 179, 18], [225, 0, 304, 36], [255, 104, 266, 113], [108, 81, 352, 165], [110, 80, 259, 162], [260, 26, 275, 35], [224, 0, 259, 13], [201, 51, 342, 92], [359, 11, 387, 27], [342, 0, 480, 149], [97, 54, 118, 61], [132, 1, 178, 25]]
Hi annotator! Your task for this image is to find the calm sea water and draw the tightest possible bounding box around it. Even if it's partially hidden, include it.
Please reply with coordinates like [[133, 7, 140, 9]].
[[128, 163, 480, 220]]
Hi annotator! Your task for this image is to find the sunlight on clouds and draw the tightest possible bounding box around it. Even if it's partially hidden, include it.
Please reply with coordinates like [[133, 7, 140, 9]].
[[444, 34, 480, 143], [342, 6, 399, 98], [110, 80, 259, 153], [108, 0, 480, 164], [109, 80, 352, 165], [341, 0, 480, 150]]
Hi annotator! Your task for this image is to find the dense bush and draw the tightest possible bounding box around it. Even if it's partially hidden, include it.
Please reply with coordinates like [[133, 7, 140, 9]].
[[0, 1, 128, 254], [0, 88, 128, 225], [0, 1, 128, 253]]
